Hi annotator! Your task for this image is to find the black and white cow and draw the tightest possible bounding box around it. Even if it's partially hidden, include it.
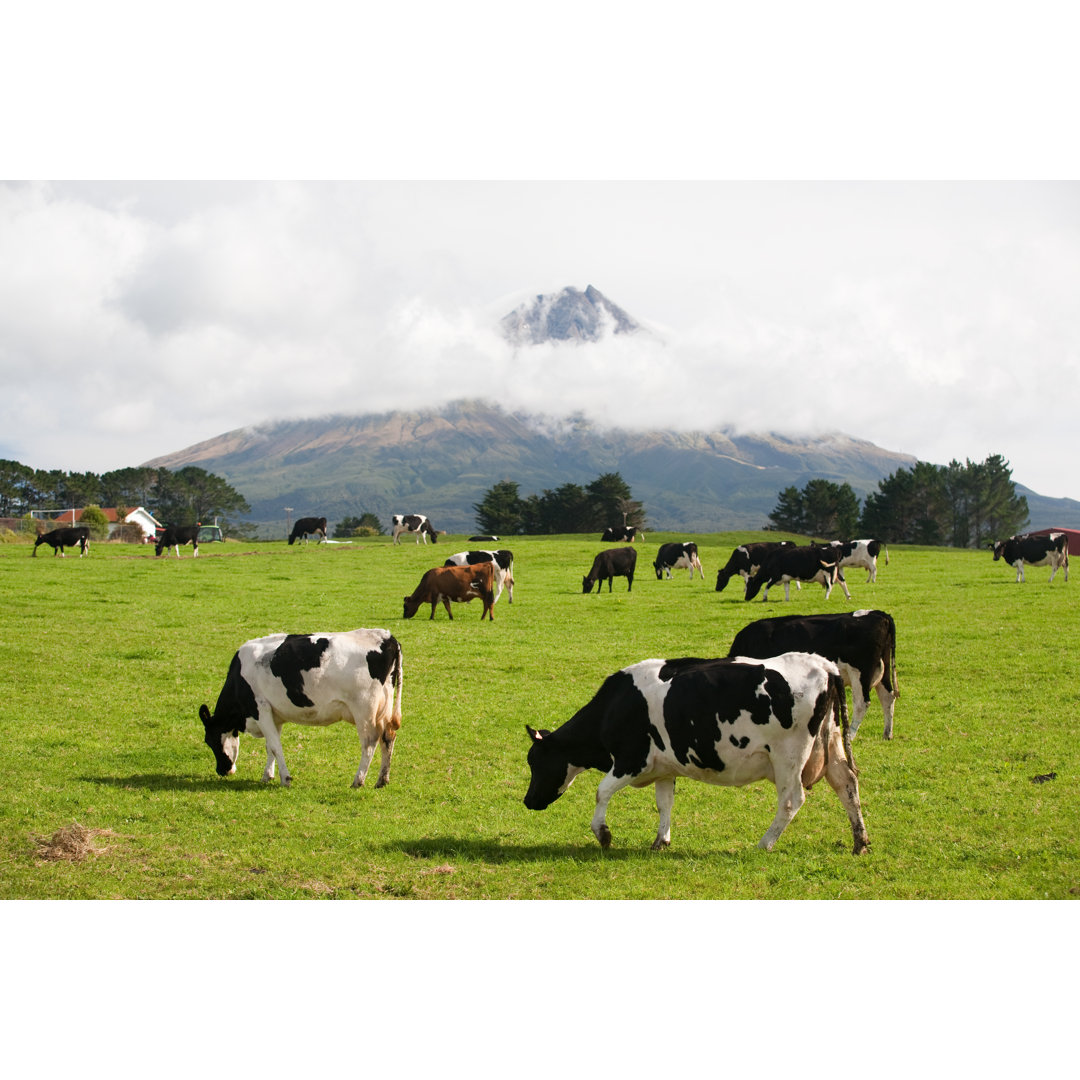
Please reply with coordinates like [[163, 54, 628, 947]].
[[992, 532, 1069, 583], [32, 526, 90, 557], [156, 525, 201, 558], [601, 526, 638, 542], [819, 539, 890, 583], [744, 545, 851, 602], [714, 541, 795, 592], [524, 651, 868, 854], [653, 542, 704, 580], [583, 546, 637, 593], [392, 514, 439, 545], [288, 516, 327, 545], [199, 628, 404, 788], [728, 609, 899, 739], [444, 549, 515, 603]]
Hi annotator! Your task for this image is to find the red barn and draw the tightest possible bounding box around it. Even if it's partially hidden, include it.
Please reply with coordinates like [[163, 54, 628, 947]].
[[1029, 528, 1080, 556]]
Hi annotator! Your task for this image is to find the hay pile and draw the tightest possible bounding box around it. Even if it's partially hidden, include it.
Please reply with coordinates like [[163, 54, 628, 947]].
[[35, 821, 115, 862]]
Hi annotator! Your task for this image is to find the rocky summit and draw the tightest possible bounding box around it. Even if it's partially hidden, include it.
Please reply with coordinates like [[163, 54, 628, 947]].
[[499, 285, 642, 344]]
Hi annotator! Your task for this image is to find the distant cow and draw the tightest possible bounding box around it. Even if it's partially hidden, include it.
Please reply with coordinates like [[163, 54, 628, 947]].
[[583, 546, 637, 593], [653, 542, 704, 580], [745, 545, 851, 602], [403, 562, 496, 620], [288, 516, 327, 545], [392, 514, 439, 545], [992, 532, 1069, 583], [819, 539, 889, 583], [33, 526, 90, 557], [715, 541, 796, 592], [444, 549, 515, 604], [156, 525, 202, 558], [728, 609, 899, 740], [524, 651, 868, 855], [601, 526, 638, 542], [199, 628, 403, 788]]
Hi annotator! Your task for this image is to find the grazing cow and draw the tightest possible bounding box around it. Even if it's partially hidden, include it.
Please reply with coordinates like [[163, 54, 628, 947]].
[[992, 532, 1069, 583], [601, 526, 638, 542], [156, 525, 202, 558], [714, 541, 796, 592], [288, 516, 327, 545], [583, 546, 637, 593], [524, 651, 868, 855], [745, 545, 851, 602], [403, 562, 496, 620], [818, 539, 890, 583], [33, 526, 90, 558], [198, 628, 403, 788], [728, 609, 899, 739], [443, 549, 515, 603], [653, 541, 704, 580], [392, 514, 439, 545]]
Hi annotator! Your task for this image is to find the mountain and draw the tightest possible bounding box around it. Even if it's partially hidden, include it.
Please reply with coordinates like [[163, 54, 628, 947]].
[[145, 400, 928, 536], [499, 285, 643, 344]]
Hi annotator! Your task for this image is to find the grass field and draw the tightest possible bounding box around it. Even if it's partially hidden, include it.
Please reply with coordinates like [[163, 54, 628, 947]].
[[1, 530, 1077, 900]]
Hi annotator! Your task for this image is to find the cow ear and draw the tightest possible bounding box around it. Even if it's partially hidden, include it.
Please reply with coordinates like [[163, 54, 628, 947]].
[[525, 725, 543, 741]]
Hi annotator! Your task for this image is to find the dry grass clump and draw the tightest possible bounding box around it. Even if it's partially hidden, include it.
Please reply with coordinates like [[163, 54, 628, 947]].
[[35, 822, 116, 863]]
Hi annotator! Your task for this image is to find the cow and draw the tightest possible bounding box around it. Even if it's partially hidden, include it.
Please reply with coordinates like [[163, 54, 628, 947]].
[[403, 561, 496, 620], [714, 541, 796, 592], [392, 514, 439, 545], [198, 628, 403, 788], [583, 547, 637, 593], [653, 541, 704, 580], [744, 545, 851, 602], [156, 525, 201, 558], [32, 526, 90, 557], [601, 526, 638, 542], [818, 539, 890, 583], [288, 516, 327, 545], [992, 532, 1069, 583], [728, 609, 899, 739], [524, 651, 869, 855], [443, 549, 515, 604]]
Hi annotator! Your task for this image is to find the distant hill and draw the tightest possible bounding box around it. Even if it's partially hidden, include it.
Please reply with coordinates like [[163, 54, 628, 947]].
[[499, 285, 644, 344], [146, 400, 933, 537]]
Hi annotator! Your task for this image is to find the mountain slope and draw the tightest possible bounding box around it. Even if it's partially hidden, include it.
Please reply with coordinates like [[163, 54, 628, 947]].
[[145, 400, 928, 536]]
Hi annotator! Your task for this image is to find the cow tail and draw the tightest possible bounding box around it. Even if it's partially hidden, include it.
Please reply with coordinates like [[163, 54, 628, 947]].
[[833, 672, 856, 773], [887, 612, 900, 700], [389, 639, 404, 732]]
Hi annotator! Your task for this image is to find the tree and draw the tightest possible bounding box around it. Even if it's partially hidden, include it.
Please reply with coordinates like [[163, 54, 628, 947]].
[[334, 513, 384, 538], [153, 466, 250, 526], [768, 486, 806, 532], [473, 481, 524, 535], [79, 505, 111, 541], [768, 479, 859, 536]]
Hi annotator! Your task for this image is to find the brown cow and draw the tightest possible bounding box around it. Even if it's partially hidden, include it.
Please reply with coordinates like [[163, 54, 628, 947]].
[[403, 562, 496, 621]]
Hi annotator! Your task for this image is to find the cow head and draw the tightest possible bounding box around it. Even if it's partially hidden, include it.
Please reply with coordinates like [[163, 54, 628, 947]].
[[523, 726, 585, 810], [402, 595, 421, 619], [992, 540, 1005, 560], [744, 570, 765, 601], [199, 704, 240, 776]]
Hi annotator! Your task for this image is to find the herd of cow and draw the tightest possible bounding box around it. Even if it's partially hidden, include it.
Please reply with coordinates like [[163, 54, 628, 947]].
[[29, 511, 1068, 855]]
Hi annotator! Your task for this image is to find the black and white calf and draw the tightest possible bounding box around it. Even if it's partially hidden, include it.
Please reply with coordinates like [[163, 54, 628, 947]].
[[601, 526, 638, 542], [744, 545, 851, 602], [653, 542, 704, 580], [199, 628, 404, 788], [820, 539, 889, 583], [728, 609, 899, 739], [583, 546, 637, 593], [992, 533, 1069, 583], [288, 516, 327, 544], [443, 549, 515, 603], [156, 525, 202, 558], [33, 526, 90, 557], [524, 651, 868, 854], [714, 541, 795, 592], [392, 514, 439, 545]]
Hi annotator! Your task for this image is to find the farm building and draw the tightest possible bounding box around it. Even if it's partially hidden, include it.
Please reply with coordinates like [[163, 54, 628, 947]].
[[1028, 528, 1080, 556], [51, 506, 163, 542]]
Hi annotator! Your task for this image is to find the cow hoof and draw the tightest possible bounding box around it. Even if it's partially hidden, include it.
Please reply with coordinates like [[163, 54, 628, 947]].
[[351, 778, 365, 789], [596, 825, 612, 849], [650, 838, 670, 852], [374, 777, 388, 789], [853, 839, 870, 856]]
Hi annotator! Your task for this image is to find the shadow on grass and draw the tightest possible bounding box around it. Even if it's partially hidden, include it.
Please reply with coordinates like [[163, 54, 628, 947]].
[[80, 773, 268, 792], [386, 835, 698, 863]]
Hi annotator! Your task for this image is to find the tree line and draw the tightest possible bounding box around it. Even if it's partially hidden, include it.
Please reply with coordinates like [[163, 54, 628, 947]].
[[769, 454, 1029, 547], [0, 459, 251, 534], [473, 473, 646, 535]]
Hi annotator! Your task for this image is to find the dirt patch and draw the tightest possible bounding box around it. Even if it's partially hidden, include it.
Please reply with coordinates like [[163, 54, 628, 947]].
[[34, 821, 117, 863]]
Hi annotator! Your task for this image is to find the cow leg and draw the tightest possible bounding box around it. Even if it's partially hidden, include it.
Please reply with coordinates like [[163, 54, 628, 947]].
[[875, 683, 896, 739], [255, 710, 291, 786], [374, 729, 396, 788], [759, 766, 806, 850], [351, 736, 378, 788], [1014, 560, 1024, 583], [848, 682, 870, 737], [443, 597, 453, 619], [193, 541, 199, 557], [823, 731, 870, 855], [651, 777, 675, 850], [783, 581, 791, 601], [590, 771, 635, 849], [836, 575, 852, 600]]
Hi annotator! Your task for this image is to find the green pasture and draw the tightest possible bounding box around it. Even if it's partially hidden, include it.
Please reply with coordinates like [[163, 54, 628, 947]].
[[1, 531, 1076, 899]]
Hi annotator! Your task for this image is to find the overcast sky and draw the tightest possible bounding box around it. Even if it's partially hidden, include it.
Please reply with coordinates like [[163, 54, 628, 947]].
[[4, 6, 1079, 499]]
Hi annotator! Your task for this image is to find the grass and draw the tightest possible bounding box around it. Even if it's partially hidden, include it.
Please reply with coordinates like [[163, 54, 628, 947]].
[[1, 531, 1077, 900]]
